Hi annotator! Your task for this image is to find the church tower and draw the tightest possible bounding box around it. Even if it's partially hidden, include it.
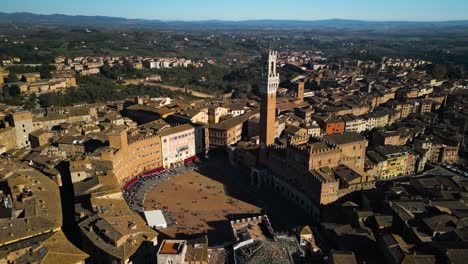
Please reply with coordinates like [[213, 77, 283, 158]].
[[259, 50, 280, 148]]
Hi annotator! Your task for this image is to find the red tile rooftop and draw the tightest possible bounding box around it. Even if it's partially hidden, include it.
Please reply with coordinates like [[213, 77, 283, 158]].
[[160, 241, 184, 255]]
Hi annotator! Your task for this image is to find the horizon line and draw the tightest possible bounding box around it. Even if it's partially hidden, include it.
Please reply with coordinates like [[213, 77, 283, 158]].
[[2, 11, 468, 23]]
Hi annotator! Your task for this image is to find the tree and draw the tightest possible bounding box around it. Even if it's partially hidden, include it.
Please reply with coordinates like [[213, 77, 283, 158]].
[[23, 94, 37, 109], [37, 64, 54, 79], [6, 64, 55, 79], [0, 84, 24, 106], [7, 85, 21, 97], [38, 75, 181, 107], [448, 65, 465, 80], [5, 72, 19, 83], [100, 64, 112, 78], [431, 64, 448, 80]]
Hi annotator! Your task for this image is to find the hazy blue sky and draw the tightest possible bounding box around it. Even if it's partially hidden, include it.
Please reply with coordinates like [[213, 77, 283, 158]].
[[3, 0, 468, 21]]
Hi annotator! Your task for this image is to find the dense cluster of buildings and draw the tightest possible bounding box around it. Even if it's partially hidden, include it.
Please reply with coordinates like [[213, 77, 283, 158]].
[[0, 48, 466, 263], [229, 49, 465, 219], [51, 55, 201, 75], [0, 67, 76, 94], [72, 160, 158, 263], [0, 54, 202, 95], [313, 170, 468, 263], [277, 50, 327, 68], [0, 159, 88, 263]]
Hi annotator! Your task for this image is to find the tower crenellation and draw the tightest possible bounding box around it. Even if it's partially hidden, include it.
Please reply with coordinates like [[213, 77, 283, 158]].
[[260, 50, 280, 95]]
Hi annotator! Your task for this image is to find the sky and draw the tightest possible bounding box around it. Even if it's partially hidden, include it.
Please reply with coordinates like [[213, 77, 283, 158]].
[[2, 0, 468, 21]]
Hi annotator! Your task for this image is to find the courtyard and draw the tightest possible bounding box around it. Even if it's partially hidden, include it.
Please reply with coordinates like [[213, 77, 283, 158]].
[[144, 169, 261, 240], [143, 155, 311, 245]]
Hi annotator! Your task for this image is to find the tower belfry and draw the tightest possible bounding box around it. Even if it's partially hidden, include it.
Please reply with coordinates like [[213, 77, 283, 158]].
[[259, 50, 280, 148]]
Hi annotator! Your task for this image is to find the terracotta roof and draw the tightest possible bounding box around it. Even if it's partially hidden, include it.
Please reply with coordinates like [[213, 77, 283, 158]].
[[323, 132, 366, 145], [159, 240, 185, 255], [208, 110, 259, 130], [158, 124, 194, 137]]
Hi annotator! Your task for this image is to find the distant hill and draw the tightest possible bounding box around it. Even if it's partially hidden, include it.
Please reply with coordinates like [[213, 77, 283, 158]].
[[0, 12, 162, 26], [1, 12, 468, 30]]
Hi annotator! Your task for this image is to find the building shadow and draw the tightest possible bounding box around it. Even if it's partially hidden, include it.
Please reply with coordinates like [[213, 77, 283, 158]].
[[154, 213, 265, 247], [195, 153, 312, 232]]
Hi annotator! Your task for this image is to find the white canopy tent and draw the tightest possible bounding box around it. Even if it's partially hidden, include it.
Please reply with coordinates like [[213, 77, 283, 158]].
[[144, 210, 168, 229]]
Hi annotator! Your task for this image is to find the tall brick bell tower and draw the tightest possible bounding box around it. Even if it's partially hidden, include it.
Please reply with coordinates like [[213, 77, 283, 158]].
[[259, 50, 279, 150]]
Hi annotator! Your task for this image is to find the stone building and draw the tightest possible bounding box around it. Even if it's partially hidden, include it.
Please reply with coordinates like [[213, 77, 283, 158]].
[[365, 145, 413, 180], [0, 159, 88, 263], [232, 50, 374, 219], [343, 114, 367, 133], [0, 125, 16, 152], [314, 115, 345, 135], [323, 132, 368, 170], [250, 133, 373, 217], [74, 168, 158, 263], [414, 136, 460, 165], [158, 124, 196, 168], [10, 109, 35, 148], [101, 126, 163, 184], [208, 106, 229, 124], [247, 116, 284, 140], [372, 129, 402, 146], [29, 129, 54, 148], [157, 240, 187, 264]]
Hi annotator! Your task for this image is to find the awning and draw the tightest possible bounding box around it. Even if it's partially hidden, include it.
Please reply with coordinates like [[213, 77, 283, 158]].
[[184, 155, 200, 164], [143, 166, 165, 176], [123, 177, 138, 190]]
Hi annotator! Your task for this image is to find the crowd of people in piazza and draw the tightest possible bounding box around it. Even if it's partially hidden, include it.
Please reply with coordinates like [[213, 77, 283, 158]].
[[123, 161, 199, 213]]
